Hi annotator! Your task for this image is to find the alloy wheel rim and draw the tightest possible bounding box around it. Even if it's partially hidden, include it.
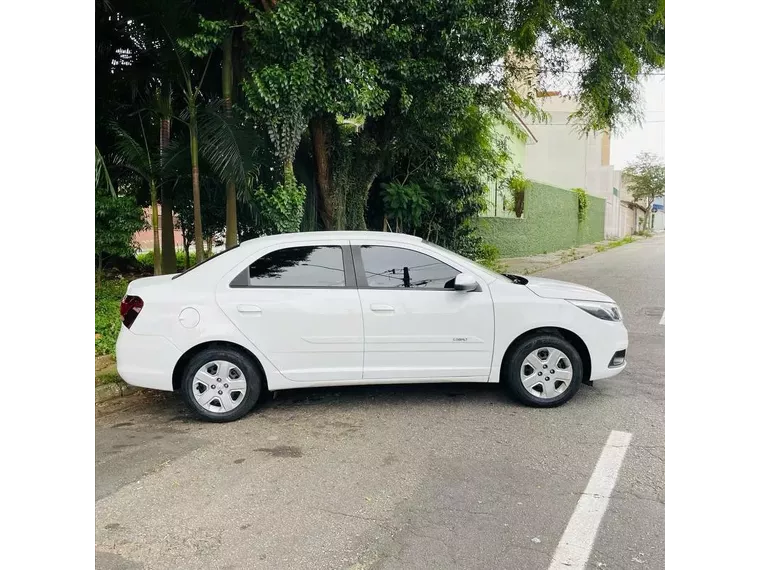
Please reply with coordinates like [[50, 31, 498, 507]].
[[192, 360, 247, 413], [520, 347, 573, 399]]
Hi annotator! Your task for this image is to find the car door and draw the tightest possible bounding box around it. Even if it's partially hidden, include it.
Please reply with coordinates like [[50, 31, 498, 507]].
[[216, 240, 364, 383], [352, 241, 495, 381]]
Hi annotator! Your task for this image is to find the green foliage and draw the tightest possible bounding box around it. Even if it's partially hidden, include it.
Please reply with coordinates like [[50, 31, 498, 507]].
[[95, 191, 147, 268], [178, 16, 227, 57], [548, 1, 666, 132], [606, 235, 635, 249], [623, 152, 665, 222], [573, 188, 589, 224], [137, 250, 197, 271], [253, 166, 307, 234], [381, 182, 428, 232], [96, 0, 665, 276], [377, 173, 488, 262], [478, 182, 605, 258], [196, 99, 265, 189], [476, 242, 502, 271], [96, 146, 115, 197], [507, 173, 530, 218], [95, 277, 128, 356]]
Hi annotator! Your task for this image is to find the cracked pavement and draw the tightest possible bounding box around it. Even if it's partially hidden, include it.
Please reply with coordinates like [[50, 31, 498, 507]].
[[95, 235, 664, 570]]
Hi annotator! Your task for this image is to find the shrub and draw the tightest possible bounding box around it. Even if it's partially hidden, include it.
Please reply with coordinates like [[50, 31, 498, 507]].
[[507, 173, 529, 218], [137, 250, 197, 271], [95, 277, 128, 356], [476, 242, 501, 270]]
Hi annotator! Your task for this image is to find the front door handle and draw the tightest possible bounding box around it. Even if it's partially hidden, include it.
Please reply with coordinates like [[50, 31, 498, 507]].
[[370, 304, 395, 313], [237, 304, 262, 314]]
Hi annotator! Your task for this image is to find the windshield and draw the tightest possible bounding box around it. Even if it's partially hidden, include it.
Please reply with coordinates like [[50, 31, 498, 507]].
[[172, 245, 241, 279], [422, 240, 504, 281]]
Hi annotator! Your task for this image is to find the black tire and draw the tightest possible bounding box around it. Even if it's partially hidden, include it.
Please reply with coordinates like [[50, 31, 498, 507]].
[[181, 347, 262, 422], [502, 334, 583, 407]]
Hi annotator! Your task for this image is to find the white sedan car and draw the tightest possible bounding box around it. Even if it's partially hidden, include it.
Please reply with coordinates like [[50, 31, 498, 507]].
[[117, 231, 627, 422]]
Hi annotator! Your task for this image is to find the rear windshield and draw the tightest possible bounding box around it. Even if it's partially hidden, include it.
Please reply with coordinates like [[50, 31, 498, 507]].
[[172, 245, 240, 279]]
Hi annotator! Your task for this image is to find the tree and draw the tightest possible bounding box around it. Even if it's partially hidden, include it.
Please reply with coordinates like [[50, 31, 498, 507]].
[[239, 0, 665, 231], [111, 117, 164, 274], [623, 152, 665, 229], [95, 150, 147, 283], [171, 39, 214, 264]]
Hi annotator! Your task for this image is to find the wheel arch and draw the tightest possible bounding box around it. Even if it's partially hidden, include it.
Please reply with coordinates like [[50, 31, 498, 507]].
[[172, 340, 269, 392], [499, 327, 592, 385]]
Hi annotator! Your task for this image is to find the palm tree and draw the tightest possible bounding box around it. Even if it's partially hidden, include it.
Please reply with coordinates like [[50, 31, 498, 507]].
[[221, 32, 238, 248], [151, 87, 178, 274], [111, 115, 163, 275], [165, 34, 214, 264]]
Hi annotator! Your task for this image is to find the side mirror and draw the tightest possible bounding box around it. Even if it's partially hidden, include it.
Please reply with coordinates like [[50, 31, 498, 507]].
[[454, 273, 478, 292]]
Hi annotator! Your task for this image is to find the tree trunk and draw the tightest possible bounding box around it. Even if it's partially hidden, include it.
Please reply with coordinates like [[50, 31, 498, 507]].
[[189, 97, 204, 264], [150, 180, 162, 275], [310, 115, 343, 230], [345, 156, 382, 230], [222, 33, 238, 248], [207, 234, 214, 257], [160, 117, 177, 274]]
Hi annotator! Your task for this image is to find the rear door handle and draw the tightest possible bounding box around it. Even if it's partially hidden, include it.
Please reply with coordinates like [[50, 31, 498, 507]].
[[237, 304, 262, 314], [370, 304, 395, 313]]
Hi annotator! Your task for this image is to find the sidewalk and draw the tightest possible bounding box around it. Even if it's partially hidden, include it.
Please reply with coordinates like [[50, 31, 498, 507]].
[[495, 233, 653, 275]]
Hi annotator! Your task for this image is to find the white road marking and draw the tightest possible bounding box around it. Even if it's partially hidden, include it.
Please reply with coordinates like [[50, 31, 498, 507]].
[[548, 430, 633, 570], [659, 310, 665, 325]]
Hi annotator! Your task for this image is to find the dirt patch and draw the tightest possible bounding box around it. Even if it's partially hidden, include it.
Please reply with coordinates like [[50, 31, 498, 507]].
[[96, 354, 116, 372]]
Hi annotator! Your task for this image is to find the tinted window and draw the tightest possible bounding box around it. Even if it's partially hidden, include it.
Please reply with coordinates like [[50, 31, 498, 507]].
[[245, 246, 345, 287], [172, 244, 240, 279], [360, 246, 459, 289]]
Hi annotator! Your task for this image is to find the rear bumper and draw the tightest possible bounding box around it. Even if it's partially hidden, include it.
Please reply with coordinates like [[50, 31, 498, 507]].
[[588, 323, 629, 381], [116, 327, 180, 391]]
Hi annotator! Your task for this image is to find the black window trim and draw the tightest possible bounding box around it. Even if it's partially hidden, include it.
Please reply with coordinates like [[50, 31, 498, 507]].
[[351, 244, 480, 292], [229, 244, 356, 289]]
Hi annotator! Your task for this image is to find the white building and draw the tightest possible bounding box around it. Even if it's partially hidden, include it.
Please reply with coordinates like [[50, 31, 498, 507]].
[[523, 93, 641, 238]]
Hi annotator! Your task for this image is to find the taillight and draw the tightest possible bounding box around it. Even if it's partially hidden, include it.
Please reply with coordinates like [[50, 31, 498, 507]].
[[120, 295, 144, 329]]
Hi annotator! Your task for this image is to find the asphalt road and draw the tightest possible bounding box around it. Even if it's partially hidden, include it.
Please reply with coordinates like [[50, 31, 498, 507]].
[[95, 235, 665, 570]]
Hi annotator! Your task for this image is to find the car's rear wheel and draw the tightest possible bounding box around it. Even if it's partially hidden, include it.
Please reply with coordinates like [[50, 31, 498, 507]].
[[181, 347, 262, 422], [503, 334, 583, 407]]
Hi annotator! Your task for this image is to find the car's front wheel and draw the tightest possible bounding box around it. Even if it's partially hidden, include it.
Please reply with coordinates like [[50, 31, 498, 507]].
[[503, 334, 583, 407], [181, 347, 262, 422]]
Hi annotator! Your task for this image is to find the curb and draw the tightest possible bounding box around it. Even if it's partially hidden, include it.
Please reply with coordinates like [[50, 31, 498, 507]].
[[498, 234, 652, 276], [95, 381, 142, 404]]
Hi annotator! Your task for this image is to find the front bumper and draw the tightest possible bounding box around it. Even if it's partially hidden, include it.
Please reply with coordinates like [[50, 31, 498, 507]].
[[588, 323, 629, 381], [115, 327, 180, 391]]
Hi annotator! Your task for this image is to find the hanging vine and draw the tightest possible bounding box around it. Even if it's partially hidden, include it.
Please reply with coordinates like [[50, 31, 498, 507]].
[[573, 187, 589, 224]]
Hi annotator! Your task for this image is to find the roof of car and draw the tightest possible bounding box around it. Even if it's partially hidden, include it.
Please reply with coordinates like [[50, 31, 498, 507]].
[[238, 231, 423, 249]]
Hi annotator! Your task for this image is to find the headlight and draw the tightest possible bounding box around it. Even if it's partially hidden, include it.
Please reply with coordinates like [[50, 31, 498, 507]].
[[569, 300, 622, 322]]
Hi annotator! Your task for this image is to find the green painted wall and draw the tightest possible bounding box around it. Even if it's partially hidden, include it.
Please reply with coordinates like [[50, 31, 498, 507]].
[[493, 120, 527, 174], [478, 181, 605, 257], [482, 116, 529, 218]]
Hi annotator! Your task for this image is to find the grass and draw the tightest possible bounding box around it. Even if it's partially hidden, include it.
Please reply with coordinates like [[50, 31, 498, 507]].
[[95, 366, 122, 386], [594, 235, 634, 253], [607, 235, 635, 249], [94, 249, 207, 357], [95, 276, 128, 356]]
